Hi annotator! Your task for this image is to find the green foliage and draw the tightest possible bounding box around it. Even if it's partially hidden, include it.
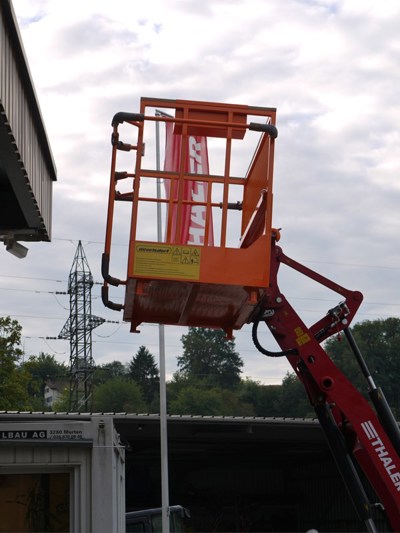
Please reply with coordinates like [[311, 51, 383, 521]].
[[0, 316, 31, 410], [93, 360, 128, 385], [52, 388, 70, 412], [238, 379, 282, 417], [325, 318, 400, 416], [128, 346, 159, 405], [177, 328, 243, 389], [273, 318, 400, 419], [6, 316, 400, 419], [168, 374, 254, 416], [21, 353, 69, 410], [169, 384, 224, 415], [273, 372, 314, 418], [93, 377, 147, 412]]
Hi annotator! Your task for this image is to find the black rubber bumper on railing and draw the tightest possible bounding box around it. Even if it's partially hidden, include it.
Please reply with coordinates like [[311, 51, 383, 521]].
[[101, 253, 124, 311], [249, 122, 278, 139], [111, 112, 145, 126]]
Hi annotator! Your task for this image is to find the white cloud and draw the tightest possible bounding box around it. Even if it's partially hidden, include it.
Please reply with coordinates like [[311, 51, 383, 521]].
[[4, 0, 400, 387]]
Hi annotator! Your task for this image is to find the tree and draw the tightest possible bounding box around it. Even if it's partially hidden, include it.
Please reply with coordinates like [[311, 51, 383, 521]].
[[177, 328, 243, 389], [93, 378, 147, 412], [273, 372, 314, 418], [238, 379, 282, 417], [21, 353, 68, 409], [0, 316, 31, 410], [272, 318, 400, 418], [128, 346, 159, 405], [93, 360, 128, 385], [168, 375, 254, 416], [169, 383, 224, 415], [53, 388, 70, 412], [325, 317, 400, 416]]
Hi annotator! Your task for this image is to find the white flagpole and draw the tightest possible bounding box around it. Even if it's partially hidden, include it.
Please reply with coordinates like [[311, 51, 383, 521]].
[[155, 110, 170, 533]]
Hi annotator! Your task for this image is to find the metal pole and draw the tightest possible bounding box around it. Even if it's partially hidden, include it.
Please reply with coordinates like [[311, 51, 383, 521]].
[[155, 111, 170, 533]]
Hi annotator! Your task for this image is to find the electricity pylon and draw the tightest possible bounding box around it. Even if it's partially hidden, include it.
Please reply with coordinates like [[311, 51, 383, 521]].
[[59, 240, 105, 411]]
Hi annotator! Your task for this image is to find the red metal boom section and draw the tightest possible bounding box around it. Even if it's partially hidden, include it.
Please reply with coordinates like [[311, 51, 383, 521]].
[[255, 239, 400, 532]]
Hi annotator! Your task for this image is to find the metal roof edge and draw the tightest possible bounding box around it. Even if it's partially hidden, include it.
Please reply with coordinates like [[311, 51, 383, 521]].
[[0, 411, 320, 425], [1, 0, 57, 180]]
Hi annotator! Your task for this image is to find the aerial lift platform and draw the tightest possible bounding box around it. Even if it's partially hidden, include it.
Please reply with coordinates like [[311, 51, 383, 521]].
[[102, 98, 278, 338], [102, 98, 400, 532]]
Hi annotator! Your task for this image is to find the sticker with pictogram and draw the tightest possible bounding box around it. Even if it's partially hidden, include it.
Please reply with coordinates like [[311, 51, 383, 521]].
[[294, 326, 311, 346], [133, 242, 201, 280]]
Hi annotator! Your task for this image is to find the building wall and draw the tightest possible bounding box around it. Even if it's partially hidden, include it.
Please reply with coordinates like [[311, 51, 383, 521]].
[[0, 416, 125, 533], [0, 413, 392, 532]]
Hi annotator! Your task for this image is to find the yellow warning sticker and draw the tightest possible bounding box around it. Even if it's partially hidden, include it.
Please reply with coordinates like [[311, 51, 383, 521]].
[[133, 242, 201, 280], [294, 326, 311, 346], [296, 333, 311, 346]]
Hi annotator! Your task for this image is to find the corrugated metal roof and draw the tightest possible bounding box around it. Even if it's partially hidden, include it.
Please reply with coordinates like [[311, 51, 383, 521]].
[[0, 410, 319, 424], [0, 0, 56, 242], [1, 0, 56, 179]]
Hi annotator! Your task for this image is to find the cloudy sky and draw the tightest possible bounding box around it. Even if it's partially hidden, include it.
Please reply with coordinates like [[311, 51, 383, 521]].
[[3, 0, 400, 385]]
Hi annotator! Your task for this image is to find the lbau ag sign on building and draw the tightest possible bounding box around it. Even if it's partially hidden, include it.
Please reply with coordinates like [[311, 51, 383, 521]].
[[0, 429, 48, 440], [0, 415, 125, 533]]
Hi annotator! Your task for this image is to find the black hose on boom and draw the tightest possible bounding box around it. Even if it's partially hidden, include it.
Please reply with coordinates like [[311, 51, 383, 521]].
[[252, 318, 297, 357]]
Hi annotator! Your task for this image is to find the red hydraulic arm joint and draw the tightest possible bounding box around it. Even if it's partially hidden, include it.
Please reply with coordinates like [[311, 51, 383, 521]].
[[252, 235, 400, 533]]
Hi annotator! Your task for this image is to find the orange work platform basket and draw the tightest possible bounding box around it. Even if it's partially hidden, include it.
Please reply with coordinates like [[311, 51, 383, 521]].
[[102, 98, 278, 337]]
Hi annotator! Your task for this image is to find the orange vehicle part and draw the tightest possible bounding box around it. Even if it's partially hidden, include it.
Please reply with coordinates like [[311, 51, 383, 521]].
[[102, 98, 278, 337]]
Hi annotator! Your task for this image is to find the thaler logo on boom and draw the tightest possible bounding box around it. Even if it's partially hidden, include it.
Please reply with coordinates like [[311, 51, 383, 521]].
[[362, 420, 400, 491]]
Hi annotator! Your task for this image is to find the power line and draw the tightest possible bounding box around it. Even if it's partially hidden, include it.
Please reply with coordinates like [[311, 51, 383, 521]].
[[3, 314, 66, 320], [1, 275, 400, 308], [1, 253, 400, 286], [0, 274, 65, 283], [3, 291, 400, 322], [0, 287, 64, 294], [300, 259, 400, 271], [0, 286, 62, 295], [51, 292, 69, 310], [93, 323, 124, 338], [42, 338, 68, 355], [0, 308, 361, 324], [53, 237, 128, 248]]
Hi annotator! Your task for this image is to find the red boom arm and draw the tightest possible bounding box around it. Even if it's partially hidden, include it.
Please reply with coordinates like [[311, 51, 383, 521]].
[[253, 237, 400, 532]]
